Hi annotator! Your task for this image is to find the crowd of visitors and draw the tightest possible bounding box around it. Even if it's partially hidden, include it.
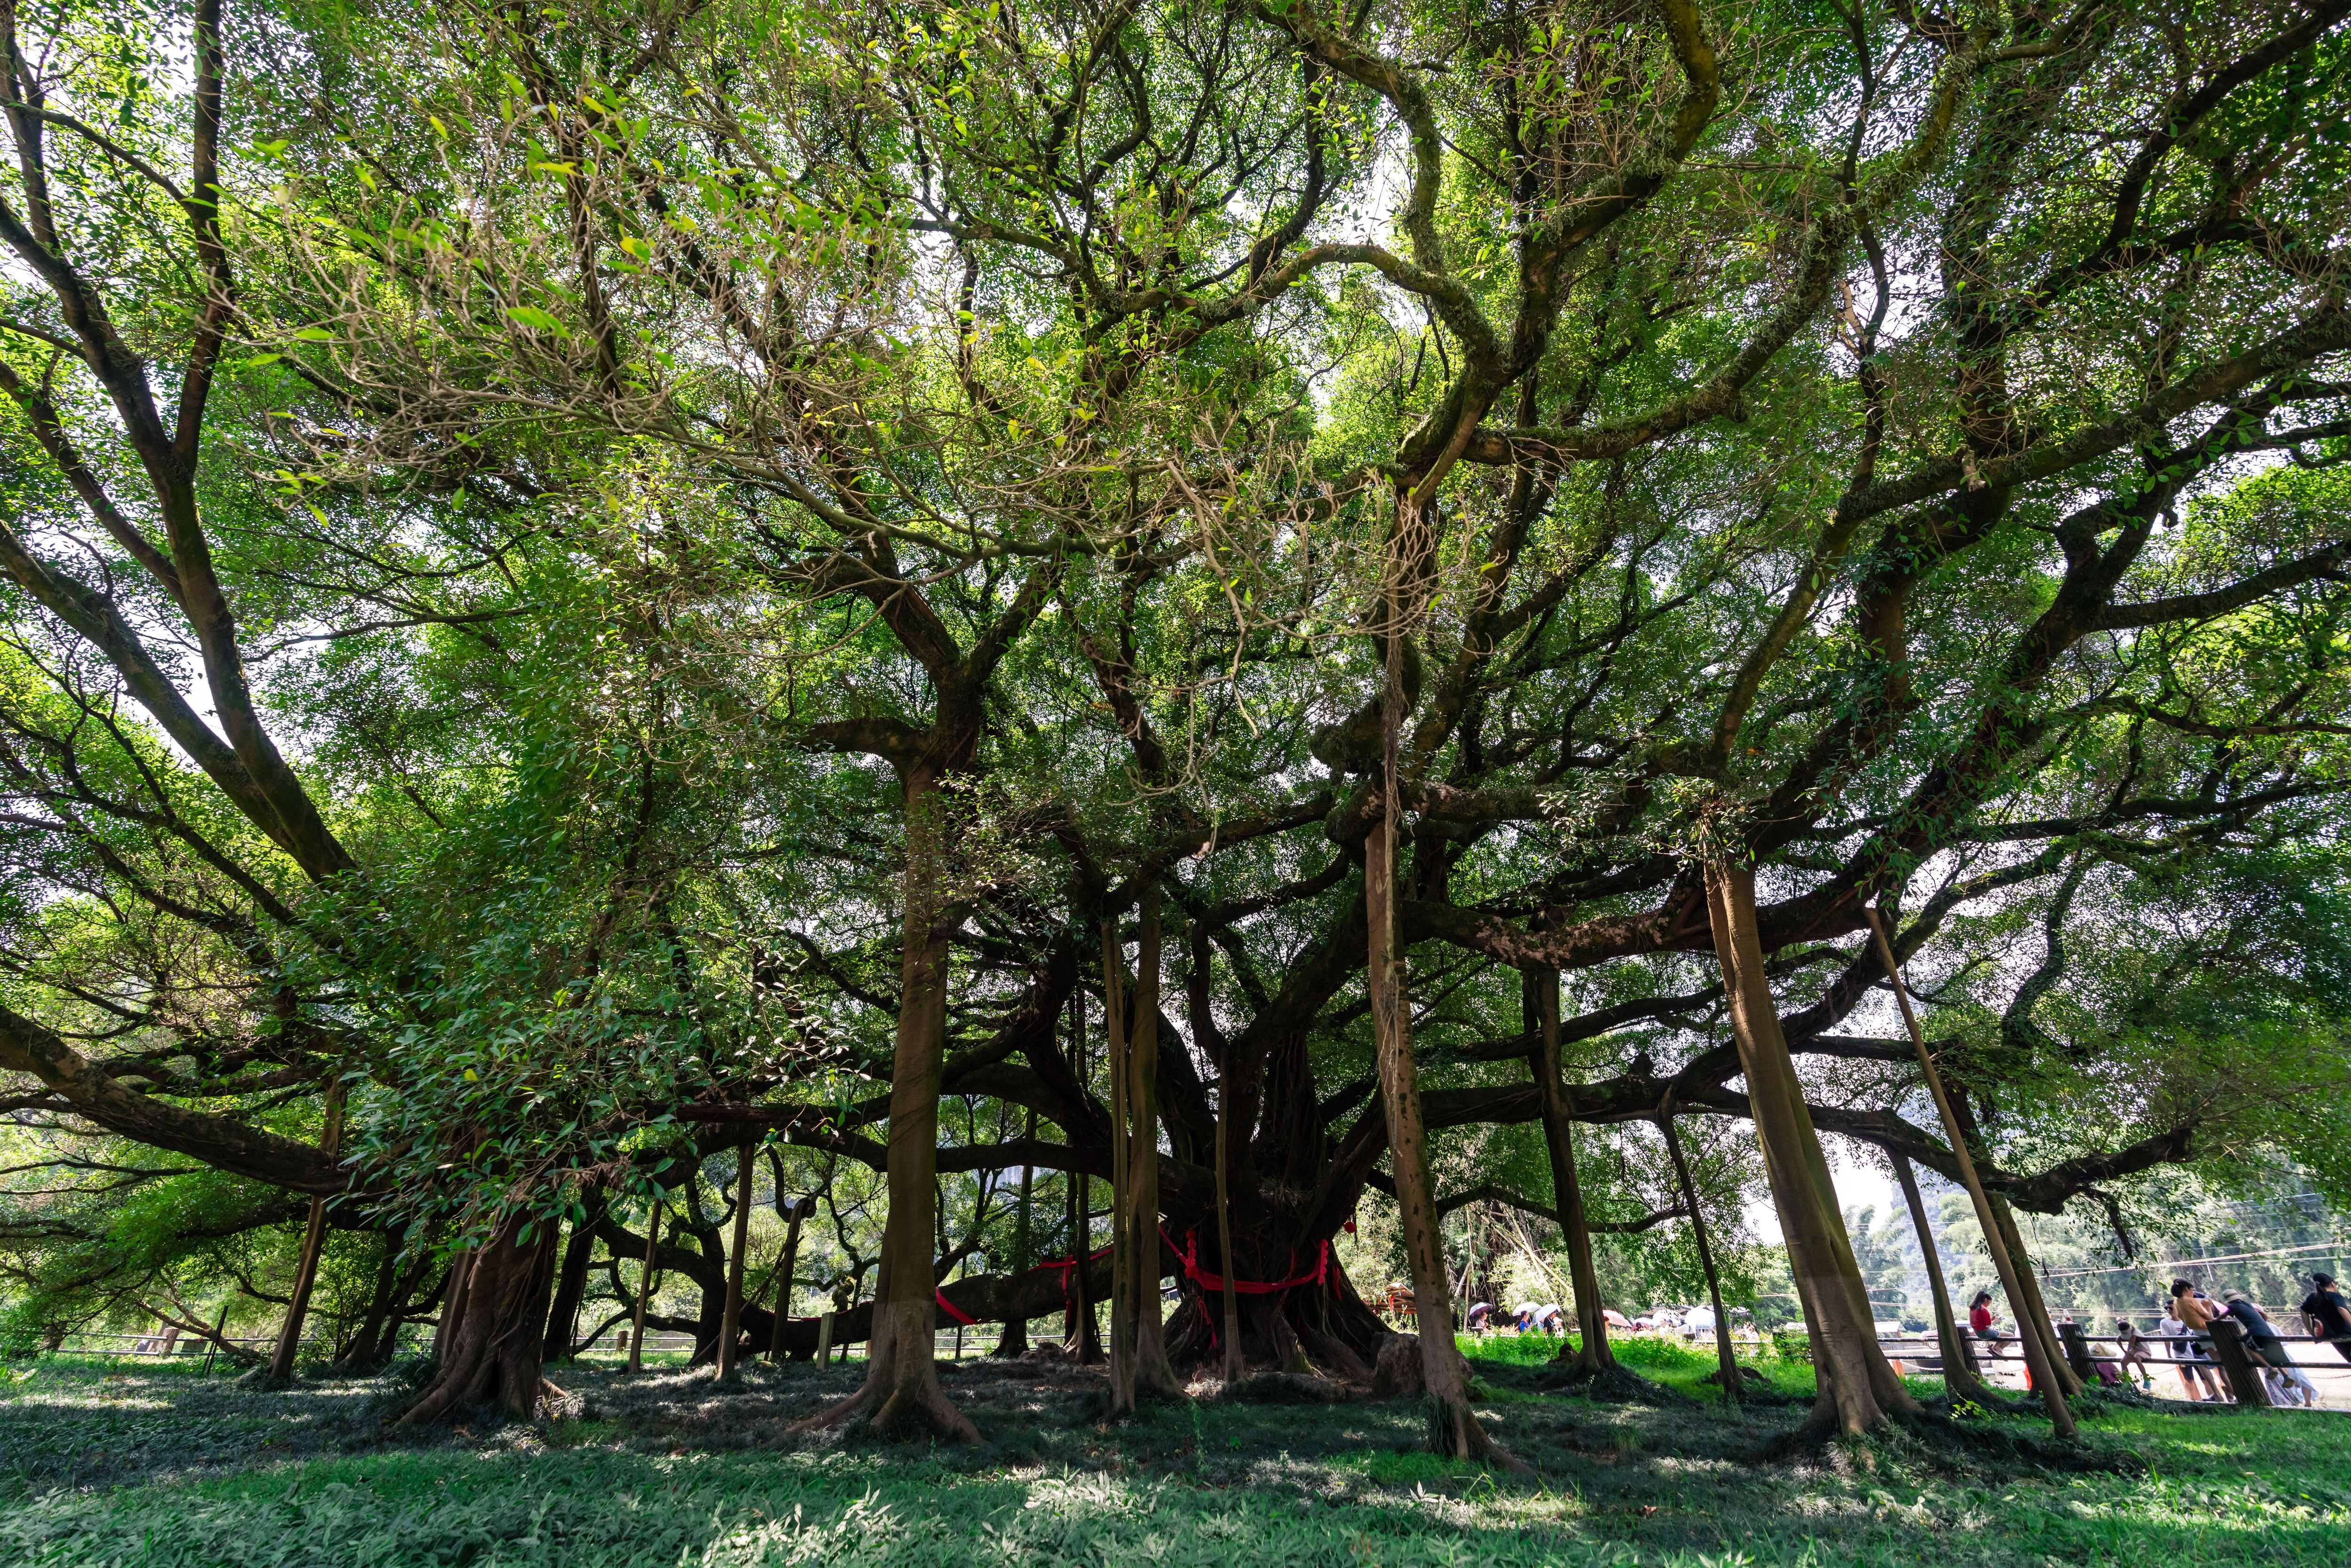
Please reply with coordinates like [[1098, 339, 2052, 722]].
[[1456, 1298, 1733, 1342], [1964, 1272, 2342, 1408], [1448, 1269, 2346, 1410]]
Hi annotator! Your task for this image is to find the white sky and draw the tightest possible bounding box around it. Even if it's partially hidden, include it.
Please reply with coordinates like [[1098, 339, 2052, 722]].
[[1742, 1136, 1901, 1245]]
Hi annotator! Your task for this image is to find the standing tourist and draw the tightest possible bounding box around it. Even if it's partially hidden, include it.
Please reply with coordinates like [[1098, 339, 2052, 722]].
[[2163, 1286, 2225, 1403], [2222, 1291, 2319, 1407], [2302, 1273, 2351, 1364]]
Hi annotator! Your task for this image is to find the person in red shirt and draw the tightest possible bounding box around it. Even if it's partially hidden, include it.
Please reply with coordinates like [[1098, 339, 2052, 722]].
[[1967, 1291, 2013, 1383]]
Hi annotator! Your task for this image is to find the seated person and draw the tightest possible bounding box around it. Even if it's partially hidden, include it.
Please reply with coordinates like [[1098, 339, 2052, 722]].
[[2114, 1320, 2157, 1389]]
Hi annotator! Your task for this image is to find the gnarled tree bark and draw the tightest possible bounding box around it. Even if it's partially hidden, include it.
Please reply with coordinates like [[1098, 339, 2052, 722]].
[[1707, 860, 1917, 1435], [544, 1182, 608, 1364], [398, 1212, 560, 1425], [1109, 882, 1183, 1414], [791, 779, 975, 1439]]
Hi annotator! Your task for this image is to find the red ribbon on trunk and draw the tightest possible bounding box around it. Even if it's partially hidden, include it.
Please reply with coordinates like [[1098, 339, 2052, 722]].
[[1163, 1228, 1329, 1295], [1039, 1244, 1115, 1295]]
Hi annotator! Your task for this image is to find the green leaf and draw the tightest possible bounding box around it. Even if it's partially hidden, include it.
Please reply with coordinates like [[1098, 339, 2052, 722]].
[[505, 305, 570, 335]]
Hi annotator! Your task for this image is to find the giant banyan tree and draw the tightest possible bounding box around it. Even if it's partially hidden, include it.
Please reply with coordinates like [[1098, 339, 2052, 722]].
[[3, 0, 2351, 1450]]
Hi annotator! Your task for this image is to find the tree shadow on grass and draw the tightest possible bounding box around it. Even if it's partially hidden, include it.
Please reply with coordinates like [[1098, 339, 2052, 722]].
[[5, 1358, 2347, 1566]]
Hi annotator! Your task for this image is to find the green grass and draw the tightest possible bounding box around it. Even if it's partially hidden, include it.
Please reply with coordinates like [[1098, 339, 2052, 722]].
[[1, 1355, 2345, 1565], [1461, 1330, 1825, 1400]]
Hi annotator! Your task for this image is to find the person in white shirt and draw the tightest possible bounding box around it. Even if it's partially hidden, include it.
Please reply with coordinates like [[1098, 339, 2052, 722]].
[[1684, 1304, 1717, 1339]]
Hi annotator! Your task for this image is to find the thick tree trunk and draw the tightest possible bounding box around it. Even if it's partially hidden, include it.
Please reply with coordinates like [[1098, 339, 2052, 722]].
[[543, 1183, 607, 1363], [718, 1145, 757, 1381], [792, 777, 975, 1439], [397, 1212, 560, 1425], [433, 1248, 474, 1362], [1109, 882, 1182, 1415], [1707, 861, 1918, 1435], [1864, 906, 2075, 1437], [1892, 1151, 2001, 1406], [1658, 1099, 1739, 1403], [687, 1218, 728, 1365], [1368, 599, 1511, 1465], [1530, 969, 1612, 1373], [339, 1222, 430, 1373], [267, 1081, 345, 1380], [770, 1189, 808, 1363]]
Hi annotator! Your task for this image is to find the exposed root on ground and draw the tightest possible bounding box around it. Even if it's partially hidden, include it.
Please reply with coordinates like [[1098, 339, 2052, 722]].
[[1521, 1361, 1690, 1405], [786, 1372, 981, 1443], [871, 1379, 981, 1441], [1928, 1386, 2037, 1418], [786, 1379, 879, 1438], [2067, 1384, 2217, 1416], [1433, 1398, 1534, 1477], [1761, 1406, 2147, 1476], [1222, 1371, 1351, 1405], [1700, 1364, 1773, 1389]]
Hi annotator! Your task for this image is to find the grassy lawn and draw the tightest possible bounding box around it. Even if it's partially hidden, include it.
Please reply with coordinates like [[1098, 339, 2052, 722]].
[[0, 1344, 2343, 1566]]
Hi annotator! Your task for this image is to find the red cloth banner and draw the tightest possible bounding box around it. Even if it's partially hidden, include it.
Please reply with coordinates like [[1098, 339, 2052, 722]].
[[1163, 1228, 1329, 1295]]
